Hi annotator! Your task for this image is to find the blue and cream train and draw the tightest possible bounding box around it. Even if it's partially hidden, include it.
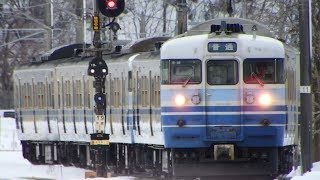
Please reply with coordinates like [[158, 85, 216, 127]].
[[13, 18, 300, 177]]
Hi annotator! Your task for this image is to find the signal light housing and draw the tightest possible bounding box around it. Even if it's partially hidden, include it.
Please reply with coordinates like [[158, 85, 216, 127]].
[[94, 92, 106, 105], [88, 57, 108, 77], [97, 0, 125, 17]]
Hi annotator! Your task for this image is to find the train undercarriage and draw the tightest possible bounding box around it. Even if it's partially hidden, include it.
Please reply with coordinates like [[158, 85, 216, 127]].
[[20, 141, 298, 178]]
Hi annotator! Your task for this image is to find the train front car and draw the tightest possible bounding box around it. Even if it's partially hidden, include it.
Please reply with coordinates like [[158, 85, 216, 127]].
[[160, 22, 299, 178]]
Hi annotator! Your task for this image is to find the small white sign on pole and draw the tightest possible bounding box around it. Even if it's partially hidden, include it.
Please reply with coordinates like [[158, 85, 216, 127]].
[[95, 115, 105, 133]]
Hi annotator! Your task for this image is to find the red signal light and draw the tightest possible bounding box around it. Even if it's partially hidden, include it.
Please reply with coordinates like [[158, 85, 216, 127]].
[[106, 0, 116, 9], [98, 0, 125, 17]]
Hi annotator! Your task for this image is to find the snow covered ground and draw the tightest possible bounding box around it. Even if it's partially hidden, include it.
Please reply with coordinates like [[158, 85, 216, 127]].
[[1, 116, 320, 179]]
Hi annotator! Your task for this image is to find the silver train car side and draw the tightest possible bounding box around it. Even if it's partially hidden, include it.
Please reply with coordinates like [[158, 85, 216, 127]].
[[13, 18, 300, 178]]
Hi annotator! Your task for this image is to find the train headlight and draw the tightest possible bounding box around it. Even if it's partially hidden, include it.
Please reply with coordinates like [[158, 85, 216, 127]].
[[175, 94, 186, 106], [259, 94, 272, 106]]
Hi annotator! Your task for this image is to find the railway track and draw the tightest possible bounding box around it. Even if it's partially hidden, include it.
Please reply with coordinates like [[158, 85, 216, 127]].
[[110, 171, 289, 180]]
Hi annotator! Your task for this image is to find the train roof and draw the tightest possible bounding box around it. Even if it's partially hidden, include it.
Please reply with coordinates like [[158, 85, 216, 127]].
[[186, 17, 274, 37], [161, 33, 285, 60]]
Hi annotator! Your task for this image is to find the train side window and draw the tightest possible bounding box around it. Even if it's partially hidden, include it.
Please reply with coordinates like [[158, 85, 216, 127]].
[[48, 82, 51, 108], [113, 77, 120, 108], [75, 80, 82, 108], [152, 75, 160, 107], [50, 82, 55, 109], [32, 82, 37, 108], [83, 79, 88, 108], [207, 60, 238, 85], [28, 83, 32, 109], [140, 76, 147, 107], [65, 80, 71, 108], [22, 83, 27, 108], [110, 76, 114, 106], [122, 72, 126, 106], [14, 85, 19, 108], [113, 77, 121, 107], [37, 82, 45, 109], [128, 71, 132, 92], [161, 60, 169, 84], [57, 81, 61, 109], [105, 77, 110, 108], [87, 79, 92, 108]]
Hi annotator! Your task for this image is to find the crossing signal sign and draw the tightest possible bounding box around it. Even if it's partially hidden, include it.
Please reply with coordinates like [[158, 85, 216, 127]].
[[97, 0, 125, 17]]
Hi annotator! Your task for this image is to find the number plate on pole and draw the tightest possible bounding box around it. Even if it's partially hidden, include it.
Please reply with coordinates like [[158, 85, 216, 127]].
[[95, 115, 105, 133]]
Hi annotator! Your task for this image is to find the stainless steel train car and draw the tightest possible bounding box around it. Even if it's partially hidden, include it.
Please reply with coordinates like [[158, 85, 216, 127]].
[[13, 18, 300, 178]]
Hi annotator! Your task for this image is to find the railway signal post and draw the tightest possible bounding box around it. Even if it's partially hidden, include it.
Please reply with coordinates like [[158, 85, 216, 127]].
[[88, 0, 125, 177]]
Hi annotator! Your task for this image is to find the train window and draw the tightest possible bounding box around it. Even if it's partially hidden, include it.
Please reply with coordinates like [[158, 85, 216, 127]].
[[65, 80, 71, 108], [243, 58, 284, 84], [87, 79, 92, 108], [48, 83, 52, 108], [153, 76, 160, 107], [128, 71, 133, 92], [50, 82, 55, 109], [161, 59, 201, 85], [105, 77, 110, 108], [57, 81, 61, 109], [37, 82, 45, 109], [27, 83, 31, 108], [14, 85, 18, 108], [207, 60, 238, 85], [75, 80, 82, 108], [22, 83, 27, 108], [113, 77, 120, 107], [33, 83, 37, 108], [141, 76, 149, 107]]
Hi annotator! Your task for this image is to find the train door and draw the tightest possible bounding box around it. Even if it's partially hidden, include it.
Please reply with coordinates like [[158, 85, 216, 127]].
[[205, 59, 242, 141]]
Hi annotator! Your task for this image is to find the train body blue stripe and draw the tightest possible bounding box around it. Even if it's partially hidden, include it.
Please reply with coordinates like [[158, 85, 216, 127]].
[[161, 105, 287, 112]]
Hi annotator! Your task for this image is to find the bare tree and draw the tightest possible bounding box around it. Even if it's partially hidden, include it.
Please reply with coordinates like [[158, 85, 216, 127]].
[[120, 0, 176, 39], [311, 0, 320, 162], [0, 0, 87, 108], [0, 0, 47, 108]]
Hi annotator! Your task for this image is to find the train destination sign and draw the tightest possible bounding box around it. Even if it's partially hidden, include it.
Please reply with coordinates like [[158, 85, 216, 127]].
[[208, 42, 237, 52]]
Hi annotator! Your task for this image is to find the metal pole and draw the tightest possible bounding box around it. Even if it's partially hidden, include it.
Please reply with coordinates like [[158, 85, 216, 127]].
[[89, 0, 113, 177], [83, 0, 87, 43], [299, 0, 313, 174], [45, 0, 53, 50], [176, 0, 188, 35]]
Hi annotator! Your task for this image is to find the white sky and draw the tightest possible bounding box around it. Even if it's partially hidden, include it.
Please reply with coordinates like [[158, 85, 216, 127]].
[[1, 117, 320, 180]]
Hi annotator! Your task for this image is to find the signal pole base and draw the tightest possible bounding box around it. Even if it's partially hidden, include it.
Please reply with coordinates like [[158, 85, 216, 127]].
[[90, 133, 110, 177]]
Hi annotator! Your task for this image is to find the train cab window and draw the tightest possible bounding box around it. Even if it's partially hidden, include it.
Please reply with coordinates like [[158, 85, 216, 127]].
[[207, 60, 238, 85], [243, 59, 284, 84], [161, 59, 201, 85]]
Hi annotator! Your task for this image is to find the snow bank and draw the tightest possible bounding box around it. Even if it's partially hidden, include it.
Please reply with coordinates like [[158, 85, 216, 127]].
[[0, 117, 21, 151]]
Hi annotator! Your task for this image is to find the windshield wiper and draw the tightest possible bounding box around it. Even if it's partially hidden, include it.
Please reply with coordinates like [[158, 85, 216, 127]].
[[251, 72, 264, 87], [182, 76, 192, 87]]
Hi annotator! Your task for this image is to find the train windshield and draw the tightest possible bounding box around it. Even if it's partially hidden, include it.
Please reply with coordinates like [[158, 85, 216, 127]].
[[243, 58, 285, 84], [161, 59, 201, 85], [207, 60, 238, 85]]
